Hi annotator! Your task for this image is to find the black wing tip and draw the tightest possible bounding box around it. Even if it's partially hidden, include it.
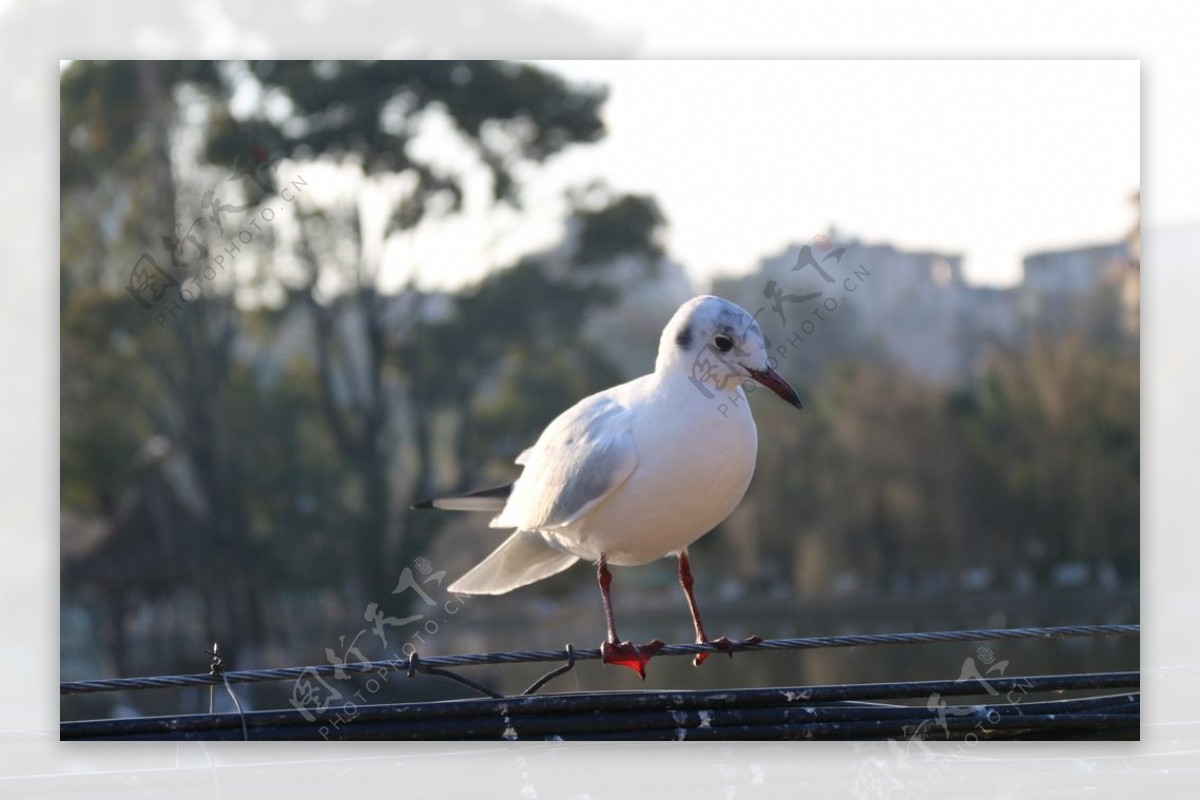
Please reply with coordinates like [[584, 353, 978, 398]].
[[411, 483, 514, 512]]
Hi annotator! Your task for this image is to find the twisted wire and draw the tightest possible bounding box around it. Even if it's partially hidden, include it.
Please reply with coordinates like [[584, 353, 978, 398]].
[[60, 623, 1139, 696]]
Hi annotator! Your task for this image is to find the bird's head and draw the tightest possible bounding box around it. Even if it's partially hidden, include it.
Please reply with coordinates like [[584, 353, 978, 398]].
[[657, 295, 803, 409]]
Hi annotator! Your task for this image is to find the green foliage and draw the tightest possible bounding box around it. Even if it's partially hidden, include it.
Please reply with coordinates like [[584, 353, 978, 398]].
[[203, 60, 606, 205], [60, 290, 156, 513], [737, 334, 1139, 597], [60, 61, 222, 188], [60, 59, 634, 675], [572, 192, 666, 270], [963, 337, 1139, 578]]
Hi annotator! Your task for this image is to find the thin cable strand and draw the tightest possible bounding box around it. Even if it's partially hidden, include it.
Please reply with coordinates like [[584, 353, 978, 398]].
[[60, 623, 1139, 695]]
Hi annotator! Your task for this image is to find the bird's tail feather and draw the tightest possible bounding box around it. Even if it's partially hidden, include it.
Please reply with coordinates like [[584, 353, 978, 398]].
[[411, 483, 512, 512], [447, 531, 579, 595]]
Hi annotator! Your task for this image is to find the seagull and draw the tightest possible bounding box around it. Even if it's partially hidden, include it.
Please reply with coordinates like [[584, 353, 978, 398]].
[[413, 295, 803, 677]]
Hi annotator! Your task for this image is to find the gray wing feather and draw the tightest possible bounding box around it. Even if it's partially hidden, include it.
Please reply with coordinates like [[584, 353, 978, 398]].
[[492, 394, 638, 531]]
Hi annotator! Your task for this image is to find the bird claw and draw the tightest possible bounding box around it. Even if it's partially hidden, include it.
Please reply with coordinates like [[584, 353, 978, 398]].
[[693, 635, 763, 666], [601, 639, 665, 679]]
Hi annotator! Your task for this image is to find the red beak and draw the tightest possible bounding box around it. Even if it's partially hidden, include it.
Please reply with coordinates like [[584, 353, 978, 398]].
[[747, 366, 803, 409]]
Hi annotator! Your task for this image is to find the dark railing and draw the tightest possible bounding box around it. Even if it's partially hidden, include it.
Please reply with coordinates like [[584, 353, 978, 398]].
[[60, 624, 1140, 741]]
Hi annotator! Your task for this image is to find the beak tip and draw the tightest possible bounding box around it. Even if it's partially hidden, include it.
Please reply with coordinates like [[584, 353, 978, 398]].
[[748, 366, 804, 410]]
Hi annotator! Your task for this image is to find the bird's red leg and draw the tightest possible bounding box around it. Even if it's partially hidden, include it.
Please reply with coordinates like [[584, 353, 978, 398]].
[[597, 556, 663, 678], [678, 550, 761, 666]]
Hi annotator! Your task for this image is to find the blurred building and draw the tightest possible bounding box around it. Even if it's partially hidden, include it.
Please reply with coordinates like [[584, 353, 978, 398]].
[[720, 230, 1137, 387], [964, 285, 1021, 342], [716, 234, 970, 383], [1020, 241, 1134, 338], [833, 238, 969, 383]]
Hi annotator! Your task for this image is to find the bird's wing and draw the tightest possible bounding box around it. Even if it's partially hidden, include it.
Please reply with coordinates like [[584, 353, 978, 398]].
[[446, 530, 580, 595], [491, 393, 639, 531]]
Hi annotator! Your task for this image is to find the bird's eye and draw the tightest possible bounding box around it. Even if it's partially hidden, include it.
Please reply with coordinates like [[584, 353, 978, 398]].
[[714, 334, 734, 353]]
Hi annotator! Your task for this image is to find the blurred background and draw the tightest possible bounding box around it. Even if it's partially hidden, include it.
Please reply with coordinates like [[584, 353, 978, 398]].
[[59, 59, 1139, 722]]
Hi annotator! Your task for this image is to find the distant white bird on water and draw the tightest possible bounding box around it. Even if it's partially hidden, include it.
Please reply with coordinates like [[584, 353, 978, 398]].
[[414, 295, 803, 677]]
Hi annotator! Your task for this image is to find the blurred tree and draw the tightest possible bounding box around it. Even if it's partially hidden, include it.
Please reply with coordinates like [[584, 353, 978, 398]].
[[61, 61, 282, 662], [964, 336, 1139, 583], [738, 363, 969, 598], [61, 60, 666, 675], [567, 185, 666, 274], [199, 60, 614, 600]]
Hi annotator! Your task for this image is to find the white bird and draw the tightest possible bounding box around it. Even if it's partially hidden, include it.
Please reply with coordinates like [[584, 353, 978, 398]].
[[414, 295, 803, 676]]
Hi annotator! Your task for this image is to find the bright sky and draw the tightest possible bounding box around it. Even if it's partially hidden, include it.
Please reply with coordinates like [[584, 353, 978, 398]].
[[538, 60, 1139, 288], [398, 60, 1138, 292]]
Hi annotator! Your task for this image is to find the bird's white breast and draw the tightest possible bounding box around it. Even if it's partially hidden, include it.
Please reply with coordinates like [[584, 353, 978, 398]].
[[544, 374, 759, 566]]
